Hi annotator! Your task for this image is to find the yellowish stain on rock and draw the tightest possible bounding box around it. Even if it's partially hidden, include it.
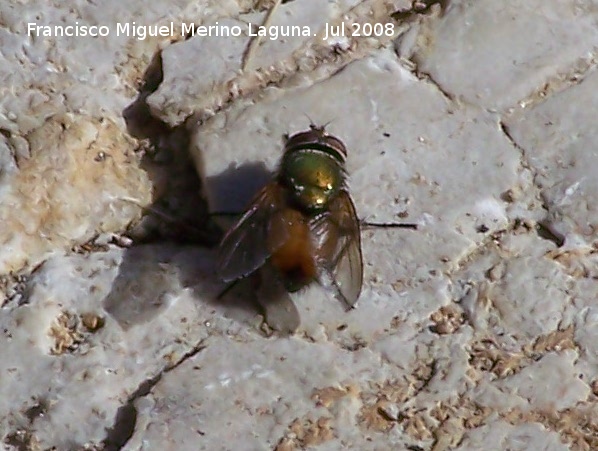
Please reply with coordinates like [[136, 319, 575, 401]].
[[502, 402, 598, 451], [49, 311, 84, 355], [48, 310, 105, 355], [311, 384, 360, 408], [275, 416, 336, 451], [469, 325, 577, 379], [0, 114, 152, 273], [430, 304, 465, 335]]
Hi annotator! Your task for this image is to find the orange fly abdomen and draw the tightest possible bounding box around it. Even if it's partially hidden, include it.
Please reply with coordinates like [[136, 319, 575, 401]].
[[268, 208, 316, 291]]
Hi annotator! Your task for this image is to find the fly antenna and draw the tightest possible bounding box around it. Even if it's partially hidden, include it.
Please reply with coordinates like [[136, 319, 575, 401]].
[[301, 114, 337, 133], [320, 118, 335, 131], [303, 112, 318, 130]]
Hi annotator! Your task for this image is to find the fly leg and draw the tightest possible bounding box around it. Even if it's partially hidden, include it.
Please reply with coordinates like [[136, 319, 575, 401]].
[[361, 221, 418, 230]]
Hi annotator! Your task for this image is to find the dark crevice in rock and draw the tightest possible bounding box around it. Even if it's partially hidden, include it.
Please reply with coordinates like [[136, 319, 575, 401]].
[[391, 2, 455, 104], [122, 50, 222, 248], [499, 121, 526, 160], [536, 220, 565, 248], [4, 429, 36, 451], [101, 377, 153, 451], [498, 120, 565, 248], [101, 340, 207, 450], [416, 70, 456, 103]]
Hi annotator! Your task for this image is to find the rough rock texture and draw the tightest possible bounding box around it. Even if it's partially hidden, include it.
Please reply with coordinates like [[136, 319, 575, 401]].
[[1, 0, 597, 450]]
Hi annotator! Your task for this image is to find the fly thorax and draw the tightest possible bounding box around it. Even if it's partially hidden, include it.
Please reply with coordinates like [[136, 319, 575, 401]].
[[280, 149, 344, 212]]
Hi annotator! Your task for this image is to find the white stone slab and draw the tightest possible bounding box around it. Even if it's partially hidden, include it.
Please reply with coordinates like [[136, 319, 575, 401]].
[[457, 420, 569, 451], [504, 69, 598, 247], [0, 245, 239, 448], [400, 0, 598, 110], [148, 0, 410, 126]]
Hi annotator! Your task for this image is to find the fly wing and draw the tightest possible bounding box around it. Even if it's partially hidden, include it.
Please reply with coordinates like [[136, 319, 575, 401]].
[[311, 190, 363, 308], [255, 264, 300, 335], [216, 182, 288, 282]]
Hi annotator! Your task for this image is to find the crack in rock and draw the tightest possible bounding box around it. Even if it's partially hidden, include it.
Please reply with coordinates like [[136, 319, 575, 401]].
[[101, 340, 207, 450], [515, 50, 598, 110], [498, 120, 565, 247]]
